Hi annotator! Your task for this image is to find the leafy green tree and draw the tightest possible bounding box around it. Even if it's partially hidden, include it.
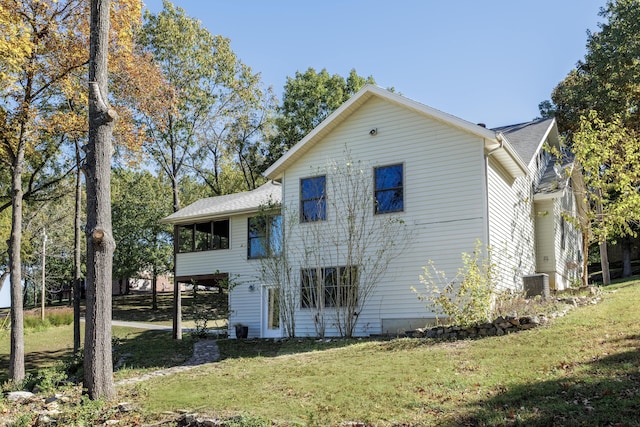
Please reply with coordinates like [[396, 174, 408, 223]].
[[138, 1, 266, 208], [0, 0, 90, 384], [266, 68, 375, 165], [22, 193, 78, 308], [543, 0, 640, 283], [0, 0, 149, 385], [573, 111, 640, 284], [138, 1, 273, 338], [549, 0, 640, 137], [111, 169, 173, 309], [190, 64, 276, 195]]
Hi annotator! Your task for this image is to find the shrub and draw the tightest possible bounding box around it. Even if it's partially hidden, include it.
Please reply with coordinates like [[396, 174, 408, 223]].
[[190, 293, 211, 339], [413, 240, 496, 327], [493, 291, 568, 318], [22, 308, 74, 331]]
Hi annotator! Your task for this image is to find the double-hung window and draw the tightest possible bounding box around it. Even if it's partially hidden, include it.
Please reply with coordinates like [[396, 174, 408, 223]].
[[300, 175, 326, 222], [374, 164, 404, 214], [247, 214, 282, 259]]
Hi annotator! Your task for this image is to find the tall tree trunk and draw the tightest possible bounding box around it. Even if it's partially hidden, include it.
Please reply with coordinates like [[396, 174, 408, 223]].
[[84, 0, 116, 400], [595, 194, 611, 285], [40, 229, 47, 321], [599, 240, 611, 285], [170, 139, 183, 339], [621, 235, 632, 278], [8, 142, 25, 383], [73, 140, 83, 353]]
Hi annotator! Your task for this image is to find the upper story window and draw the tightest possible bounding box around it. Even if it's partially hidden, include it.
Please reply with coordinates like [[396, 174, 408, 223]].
[[248, 214, 282, 259], [374, 164, 404, 214], [177, 219, 229, 253], [300, 175, 326, 222]]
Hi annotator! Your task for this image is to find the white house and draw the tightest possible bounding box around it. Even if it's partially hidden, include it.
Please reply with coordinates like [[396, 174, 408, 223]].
[[162, 85, 586, 339]]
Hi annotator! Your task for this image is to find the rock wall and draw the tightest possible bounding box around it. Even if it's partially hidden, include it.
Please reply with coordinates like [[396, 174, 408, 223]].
[[403, 294, 601, 340]]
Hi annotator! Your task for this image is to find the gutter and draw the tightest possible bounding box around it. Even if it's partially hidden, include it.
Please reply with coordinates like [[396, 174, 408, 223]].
[[486, 132, 504, 156]]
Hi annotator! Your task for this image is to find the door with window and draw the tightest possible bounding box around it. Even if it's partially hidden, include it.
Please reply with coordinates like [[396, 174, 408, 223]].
[[262, 286, 282, 338]]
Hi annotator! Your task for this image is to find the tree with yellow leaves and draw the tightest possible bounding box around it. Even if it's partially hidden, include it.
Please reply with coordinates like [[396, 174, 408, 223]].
[[0, 0, 160, 386]]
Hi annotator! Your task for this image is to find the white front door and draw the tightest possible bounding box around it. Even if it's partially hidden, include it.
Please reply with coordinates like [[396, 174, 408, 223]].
[[262, 286, 282, 338]]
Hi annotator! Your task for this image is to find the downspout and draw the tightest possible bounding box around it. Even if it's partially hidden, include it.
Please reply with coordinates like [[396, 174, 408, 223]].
[[483, 133, 504, 254]]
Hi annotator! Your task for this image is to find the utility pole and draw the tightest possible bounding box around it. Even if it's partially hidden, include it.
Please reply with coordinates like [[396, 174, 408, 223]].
[[41, 228, 47, 321]]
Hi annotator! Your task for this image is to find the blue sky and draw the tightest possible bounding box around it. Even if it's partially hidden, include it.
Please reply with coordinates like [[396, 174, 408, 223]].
[[143, 0, 604, 128]]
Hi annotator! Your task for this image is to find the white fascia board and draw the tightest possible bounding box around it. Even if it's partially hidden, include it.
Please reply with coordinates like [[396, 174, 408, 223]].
[[160, 207, 262, 225]]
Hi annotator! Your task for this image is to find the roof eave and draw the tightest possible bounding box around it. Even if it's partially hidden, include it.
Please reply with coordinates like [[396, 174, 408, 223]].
[[533, 190, 563, 201], [160, 205, 279, 225], [488, 133, 529, 178]]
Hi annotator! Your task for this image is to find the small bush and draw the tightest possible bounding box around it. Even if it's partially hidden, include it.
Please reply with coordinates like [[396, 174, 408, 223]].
[[8, 413, 34, 427], [26, 364, 69, 393], [22, 308, 74, 331], [493, 292, 568, 318], [190, 294, 212, 339], [2, 350, 83, 395], [47, 308, 74, 326], [226, 415, 272, 427], [413, 240, 496, 327], [57, 395, 115, 426]]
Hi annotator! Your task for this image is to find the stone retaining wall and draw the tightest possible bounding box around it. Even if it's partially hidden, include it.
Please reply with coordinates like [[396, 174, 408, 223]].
[[403, 294, 601, 340]]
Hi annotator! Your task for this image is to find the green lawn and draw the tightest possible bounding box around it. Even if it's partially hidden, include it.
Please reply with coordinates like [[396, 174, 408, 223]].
[[111, 290, 228, 329], [1, 282, 640, 426], [134, 280, 640, 426]]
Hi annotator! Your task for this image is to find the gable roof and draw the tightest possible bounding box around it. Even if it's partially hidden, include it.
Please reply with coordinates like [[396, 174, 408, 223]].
[[161, 181, 282, 225], [264, 85, 528, 180], [492, 118, 559, 166]]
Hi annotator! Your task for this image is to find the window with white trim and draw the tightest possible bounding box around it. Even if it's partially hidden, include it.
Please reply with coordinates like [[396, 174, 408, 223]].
[[300, 266, 358, 308], [374, 164, 404, 214]]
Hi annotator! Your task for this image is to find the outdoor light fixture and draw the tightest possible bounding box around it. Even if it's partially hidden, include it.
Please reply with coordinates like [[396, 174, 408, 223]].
[[369, 128, 378, 135]]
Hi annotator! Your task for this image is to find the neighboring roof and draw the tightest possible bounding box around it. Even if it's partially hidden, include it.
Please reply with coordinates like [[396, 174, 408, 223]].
[[264, 84, 528, 180], [533, 152, 574, 200], [492, 118, 559, 165], [161, 181, 282, 225]]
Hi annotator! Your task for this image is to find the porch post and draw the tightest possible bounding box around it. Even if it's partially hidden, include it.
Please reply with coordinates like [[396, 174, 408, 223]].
[[172, 224, 182, 340]]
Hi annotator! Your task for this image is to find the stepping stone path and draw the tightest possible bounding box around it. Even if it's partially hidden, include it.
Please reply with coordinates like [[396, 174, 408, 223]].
[[115, 339, 220, 387]]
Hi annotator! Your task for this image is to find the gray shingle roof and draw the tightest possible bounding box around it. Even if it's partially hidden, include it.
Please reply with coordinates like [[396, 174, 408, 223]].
[[492, 118, 555, 165], [535, 151, 575, 197], [161, 181, 282, 224]]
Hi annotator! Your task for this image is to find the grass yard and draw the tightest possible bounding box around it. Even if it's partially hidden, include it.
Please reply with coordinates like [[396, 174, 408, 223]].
[[0, 324, 195, 384], [111, 290, 229, 330], [133, 281, 640, 426], [1, 281, 639, 426]]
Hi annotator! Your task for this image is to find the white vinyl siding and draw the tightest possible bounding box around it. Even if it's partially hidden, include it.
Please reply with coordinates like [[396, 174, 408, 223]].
[[175, 213, 266, 338], [534, 199, 556, 276], [533, 188, 583, 291], [280, 97, 488, 336], [486, 156, 537, 291]]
